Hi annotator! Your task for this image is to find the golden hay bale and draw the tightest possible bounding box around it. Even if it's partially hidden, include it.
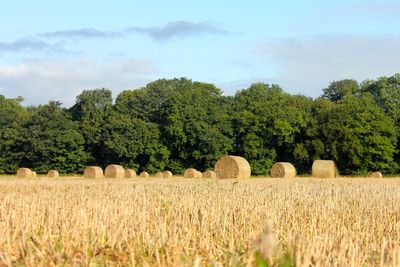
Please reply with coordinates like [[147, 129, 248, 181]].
[[184, 168, 200, 178], [369, 172, 383, 178], [215, 155, 251, 179], [84, 166, 103, 178], [202, 170, 216, 178], [47, 170, 59, 178], [125, 169, 136, 178], [312, 160, 336, 178], [163, 171, 173, 178], [104, 164, 125, 178], [271, 162, 296, 178], [32, 171, 37, 178], [155, 171, 163, 178], [17, 168, 33, 178], [140, 171, 149, 178]]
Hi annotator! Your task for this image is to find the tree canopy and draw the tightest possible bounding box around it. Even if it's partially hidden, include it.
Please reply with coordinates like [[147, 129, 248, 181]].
[[0, 75, 399, 175]]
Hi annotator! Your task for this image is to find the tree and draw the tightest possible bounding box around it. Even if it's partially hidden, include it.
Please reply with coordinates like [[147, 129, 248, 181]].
[[312, 95, 397, 174], [102, 112, 169, 173], [322, 79, 359, 102], [233, 83, 313, 175], [0, 95, 26, 173], [15, 101, 88, 173], [115, 78, 233, 173], [70, 88, 113, 164]]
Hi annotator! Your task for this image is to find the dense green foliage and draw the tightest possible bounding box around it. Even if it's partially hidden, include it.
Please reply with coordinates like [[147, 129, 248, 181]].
[[0, 75, 399, 175]]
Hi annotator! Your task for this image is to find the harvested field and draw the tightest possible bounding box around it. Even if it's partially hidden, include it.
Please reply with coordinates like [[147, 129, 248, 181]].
[[0, 177, 399, 266]]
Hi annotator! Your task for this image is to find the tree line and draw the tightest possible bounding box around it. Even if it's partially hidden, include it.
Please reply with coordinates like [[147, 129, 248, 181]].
[[0, 74, 399, 175]]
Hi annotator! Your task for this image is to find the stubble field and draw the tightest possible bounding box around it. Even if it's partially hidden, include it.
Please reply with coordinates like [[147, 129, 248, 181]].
[[0, 177, 400, 266]]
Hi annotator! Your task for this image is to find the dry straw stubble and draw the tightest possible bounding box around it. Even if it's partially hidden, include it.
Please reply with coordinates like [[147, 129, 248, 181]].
[[215, 155, 251, 179], [105, 164, 125, 178], [312, 160, 336, 178], [84, 166, 103, 178], [271, 162, 296, 178]]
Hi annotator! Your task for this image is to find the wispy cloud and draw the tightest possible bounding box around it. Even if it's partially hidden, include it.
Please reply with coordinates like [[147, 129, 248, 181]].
[[40, 28, 124, 39], [0, 39, 66, 54], [0, 58, 160, 106], [256, 35, 400, 96], [126, 21, 232, 41]]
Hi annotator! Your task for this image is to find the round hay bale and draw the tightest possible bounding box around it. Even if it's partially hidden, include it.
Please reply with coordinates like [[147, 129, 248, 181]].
[[32, 171, 37, 178], [215, 156, 251, 179], [312, 160, 336, 178], [17, 168, 33, 178], [105, 164, 125, 178], [184, 168, 199, 178], [271, 162, 296, 178], [155, 171, 163, 178], [125, 169, 136, 178], [202, 170, 216, 178], [163, 171, 173, 178], [140, 171, 149, 178], [369, 172, 383, 178], [84, 166, 103, 178], [47, 170, 59, 178]]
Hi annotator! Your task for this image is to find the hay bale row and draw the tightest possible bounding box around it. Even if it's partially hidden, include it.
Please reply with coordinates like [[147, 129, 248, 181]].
[[215, 156, 251, 179], [271, 162, 296, 178], [17, 168, 33, 178], [155, 172, 163, 178], [312, 160, 336, 178], [202, 170, 216, 178], [104, 164, 125, 178], [140, 171, 149, 178], [84, 166, 104, 178], [369, 172, 383, 178], [163, 171, 173, 178], [125, 169, 136, 178], [47, 170, 59, 178], [184, 168, 201, 178]]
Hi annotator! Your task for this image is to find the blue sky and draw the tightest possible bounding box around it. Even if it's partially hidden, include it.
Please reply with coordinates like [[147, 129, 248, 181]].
[[0, 0, 399, 106]]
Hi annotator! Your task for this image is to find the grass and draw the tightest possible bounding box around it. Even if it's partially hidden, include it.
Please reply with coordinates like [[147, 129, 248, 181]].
[[0, 177, 399, 266]]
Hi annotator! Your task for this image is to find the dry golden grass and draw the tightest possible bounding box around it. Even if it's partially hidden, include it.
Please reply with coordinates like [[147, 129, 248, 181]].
[[0, 177, 399, 266]]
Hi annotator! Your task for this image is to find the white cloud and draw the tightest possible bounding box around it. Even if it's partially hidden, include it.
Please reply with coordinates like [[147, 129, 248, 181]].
[[0, 58, 160, 106], [256, 35, 400, 96]]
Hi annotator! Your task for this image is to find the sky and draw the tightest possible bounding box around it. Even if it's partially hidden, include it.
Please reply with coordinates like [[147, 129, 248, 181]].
[[0, 0, 399, 106]]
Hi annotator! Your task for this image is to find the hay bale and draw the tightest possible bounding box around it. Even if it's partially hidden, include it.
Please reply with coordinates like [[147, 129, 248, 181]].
[[215, 155, 251, 179], [32, 171, 37, 178], [312, 160, 336, 178], [202, 170, 216, 178], [47, 170, 59, 178], [271, 162, 296, 178], [140, 171, 149, 178], [125, 169, 136, 178], [155, 171, 163, 178], [17, 168, 33, 178], [163, 171, 173, 178], [84, 166, 103, 178], [369, 172, 383, 178], [104, 164, 125, 178], [184, 168, 200, 178]]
